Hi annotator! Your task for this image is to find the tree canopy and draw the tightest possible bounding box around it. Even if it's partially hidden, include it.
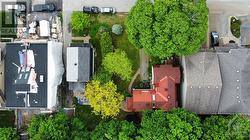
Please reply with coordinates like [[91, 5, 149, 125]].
[[91, 120, 137, 140], [0, 128, 19, 140], [102, 49, 133, 81], [28, 112, 69, 140], [138, 108, 203, 140], [202, 115, 230, 140], [71, 11, 90, 32], [85, 80, 124, 118], [70, 118, 89, 140], [126, 0, 208, 59]]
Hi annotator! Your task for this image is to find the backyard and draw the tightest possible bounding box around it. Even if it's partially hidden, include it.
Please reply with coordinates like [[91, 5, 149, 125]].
[[89, 14, 140, 93]]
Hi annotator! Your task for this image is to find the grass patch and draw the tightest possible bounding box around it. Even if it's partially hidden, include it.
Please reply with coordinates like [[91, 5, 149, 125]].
[[90, 14, 140, 92], [230, 17, 241, 38]]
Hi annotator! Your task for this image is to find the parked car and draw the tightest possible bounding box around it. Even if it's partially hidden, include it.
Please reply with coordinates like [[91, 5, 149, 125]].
[[6, 4, 26, 12], [32, 3, 55, 12], [100, 7, 116, 14], [211, 31, 219, 47], [83, 6, 99, 14]]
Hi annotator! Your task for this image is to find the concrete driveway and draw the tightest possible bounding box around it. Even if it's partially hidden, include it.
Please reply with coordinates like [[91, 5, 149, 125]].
[[207, 0, 250, 46]]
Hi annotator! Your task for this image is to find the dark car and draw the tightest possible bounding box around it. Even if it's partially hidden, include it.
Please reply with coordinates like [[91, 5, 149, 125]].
[[32, 3, 55, 12], [83, 6, 99, 14], [211, 31, 219, 47]]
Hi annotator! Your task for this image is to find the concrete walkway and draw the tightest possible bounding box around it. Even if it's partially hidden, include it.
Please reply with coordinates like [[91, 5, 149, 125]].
[[128, 68, 140, 92], [139, 49, 149, 80]]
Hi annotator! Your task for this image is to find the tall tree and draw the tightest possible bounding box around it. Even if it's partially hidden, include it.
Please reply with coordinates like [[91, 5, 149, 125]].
[[0, 128, 19, 140], [102, 49, 133, 81], [202, 116, 230, 140], [91, 120, 137, 140], [85, 80, 124, 118], [70, 118, 89, 140], [125, 0, 154, 49], [28, 112, 69, 140], [138, 108, 203, 140], [227, 114, 250, 140], [126, 0, 208, 59]]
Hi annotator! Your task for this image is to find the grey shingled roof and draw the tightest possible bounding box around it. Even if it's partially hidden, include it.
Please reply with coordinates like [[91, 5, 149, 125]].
[[67, 44, 93, 82], [182, 52, 222, 114], [218, 49, 250, 114]]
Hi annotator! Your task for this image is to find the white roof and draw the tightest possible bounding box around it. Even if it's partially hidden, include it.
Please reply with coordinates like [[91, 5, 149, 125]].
[[39, 20, 50, 37]]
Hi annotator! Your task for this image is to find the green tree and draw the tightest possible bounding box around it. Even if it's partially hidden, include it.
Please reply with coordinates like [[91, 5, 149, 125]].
[[71, 11, 90, 32], [85, 80, 124, 118], [112, 24, 123, 35], [126, 0, 208, 59], [202, 116, 230, 140], [93, 68, 112, 84], [100, 32, 113, 58], [138, 108, 203, 140], [103, 49, 133, 81], [227, 114, 250, 140], [0, 128, 19, 140], [28, 112, 69, 140], [70, 118, 89, 140], [91, 120, 137, 140], [125, 0, 154, 49]]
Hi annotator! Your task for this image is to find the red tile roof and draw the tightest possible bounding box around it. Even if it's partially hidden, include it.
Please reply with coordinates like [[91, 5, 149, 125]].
[[124, 64, 180, 112]]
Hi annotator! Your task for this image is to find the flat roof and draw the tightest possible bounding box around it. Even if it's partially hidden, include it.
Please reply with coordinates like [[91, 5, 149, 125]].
[[5, 43, 48, 108]]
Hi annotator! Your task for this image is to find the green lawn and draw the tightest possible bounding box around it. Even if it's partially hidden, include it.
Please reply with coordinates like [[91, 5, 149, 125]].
[[90, 14, 140, 93]]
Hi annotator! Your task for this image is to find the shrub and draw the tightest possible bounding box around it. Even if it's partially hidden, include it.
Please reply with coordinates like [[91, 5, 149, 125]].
[[100, 32, 113, 58], [112, 24, 123, 35], [230, 17, 241, 38], [103, 49, 133, 81], [89, 23, 110, 38], [0, 128, 19, 140], [71, 11, 90, 32]]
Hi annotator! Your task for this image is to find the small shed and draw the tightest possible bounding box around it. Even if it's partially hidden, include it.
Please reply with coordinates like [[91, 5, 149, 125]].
[[39, 20, 50, 37]]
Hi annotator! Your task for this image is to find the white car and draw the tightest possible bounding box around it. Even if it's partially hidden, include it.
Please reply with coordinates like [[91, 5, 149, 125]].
[[6, 4, 26, 12], [100, 7, 116, 14]]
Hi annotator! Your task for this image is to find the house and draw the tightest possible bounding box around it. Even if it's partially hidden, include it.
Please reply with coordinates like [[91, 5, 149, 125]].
[[125, 63, 180, 112], [182, 52, 222, 114], [66, 43, 94, 105], [182, 48, 250, 114], [217, 49, 250, 114], [4, 41, 64, 110], [66, 43, 93, 83]]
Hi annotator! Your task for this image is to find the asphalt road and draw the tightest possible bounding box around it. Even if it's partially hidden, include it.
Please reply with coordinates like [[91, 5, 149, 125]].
[[207, 0, 250, 14]]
